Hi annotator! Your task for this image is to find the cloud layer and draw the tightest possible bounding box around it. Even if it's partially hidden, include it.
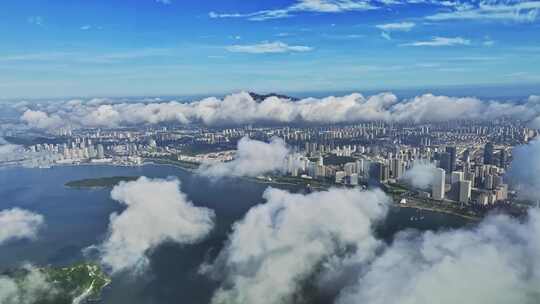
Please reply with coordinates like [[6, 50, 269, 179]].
[[337, 209, 540, 304], [0, 208, 44, 245], [507, 138, 540, 201], [400, 160, 437, 189], [98, 177, 215, 274], [203, 187, 390, 304], [15, 92, 540, 131], [198, 137, 292, 178], [203, 183, 540, 304]]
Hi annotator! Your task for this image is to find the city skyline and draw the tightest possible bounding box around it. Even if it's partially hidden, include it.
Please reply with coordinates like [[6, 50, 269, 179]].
[[1, 0, 539, 98]]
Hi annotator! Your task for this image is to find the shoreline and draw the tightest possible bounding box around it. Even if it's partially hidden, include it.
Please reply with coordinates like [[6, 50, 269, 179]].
[[59, 161, 480, 221], [395, 203, 480, 221]]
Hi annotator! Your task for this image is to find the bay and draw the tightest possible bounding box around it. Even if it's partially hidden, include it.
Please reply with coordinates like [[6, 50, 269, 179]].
[[0, 164, 469, 304]]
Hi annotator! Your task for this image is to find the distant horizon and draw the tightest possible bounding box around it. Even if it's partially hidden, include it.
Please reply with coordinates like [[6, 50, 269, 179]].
[[2, 82, 539, 102]]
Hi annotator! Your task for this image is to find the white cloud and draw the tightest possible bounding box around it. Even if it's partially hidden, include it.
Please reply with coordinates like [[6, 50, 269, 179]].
[[198, 137, 292, 178], [203, 183, 540, 304], [97, 177, 215, 274], [400, 160, 437, 189], [16, 92, 540, 130], [20, 110, 64, 130], [426, 1, 540, 23], [402, 36, 471, 47], [210, 0, 378, 21], [0, 138, 23, 162], [0, 208, 44, 245], [376, 21, 415, 31], [507, 138, 540, 201], [0, 265, 58, 304], [226, 41, 313, 54], [203, 187, 390, 304], [155, 0, 171, 4], [337, 209, 540, 304], [380, 31, 392, 40], [80, 25, 92, 30]]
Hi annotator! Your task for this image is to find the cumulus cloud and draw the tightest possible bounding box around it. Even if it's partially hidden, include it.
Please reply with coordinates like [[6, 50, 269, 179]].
[[20, 109, 64, 130], [0, 208, 44, 245], [198, 137, 292, 178], [97, 177, 215, 274], [0, 265, 58, 304], [202, 181, 540, 304], [337, 209, 540, 304], [15, 92, 540, 131], [400, 160, 437, 189], [226, 41, 313, 54], [203, 187, 390, 304], [507, 138, 540, 201]]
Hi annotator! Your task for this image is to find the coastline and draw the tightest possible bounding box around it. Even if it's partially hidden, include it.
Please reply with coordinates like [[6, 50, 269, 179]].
[[395, 203, 480, 221], [57, 160, 480, 221]]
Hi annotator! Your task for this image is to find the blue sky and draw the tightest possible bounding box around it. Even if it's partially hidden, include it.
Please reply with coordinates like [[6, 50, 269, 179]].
[[0, 0, 539, 99]]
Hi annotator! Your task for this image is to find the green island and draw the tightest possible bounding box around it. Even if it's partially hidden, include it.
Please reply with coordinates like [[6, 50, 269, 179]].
[[4, 262, 111, 304], [65, 176, 140, 188]]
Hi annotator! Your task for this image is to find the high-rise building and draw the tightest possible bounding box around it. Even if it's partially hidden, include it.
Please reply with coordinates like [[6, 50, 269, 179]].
[[344, 162, 356, 176], [499, 149, 507, 168], [335, 171, 346, 184], [459, 180, 472, 204], [446, 146, 457, 172], [97, 144, 105, 159], [355, 159, 364, 177], [484, 142, 494, 165], [451, 171, 464, 184], [485, 174, 494, 190], [391, 158, 403, 179], [432, 168, 445, 201], [439, 152, 452, 173], [370, 162, 386, 183], [348, 173, 359, 186], [462, 149, 470, 163]]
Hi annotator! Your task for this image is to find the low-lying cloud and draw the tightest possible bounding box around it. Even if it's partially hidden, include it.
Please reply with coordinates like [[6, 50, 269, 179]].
[[198, 136, 292, 178], [13, 92, 540, 131], [0, 265, 58, 304], [0, 208, 44, 245], [97, 177, 215, 274], [507, 138, 540, 201], [337, 210, 540, 304], [0, 138, 23, 162], [203, 187, 390, 304], [201, 181, 540, 304], [400, 160, 437, 189]]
